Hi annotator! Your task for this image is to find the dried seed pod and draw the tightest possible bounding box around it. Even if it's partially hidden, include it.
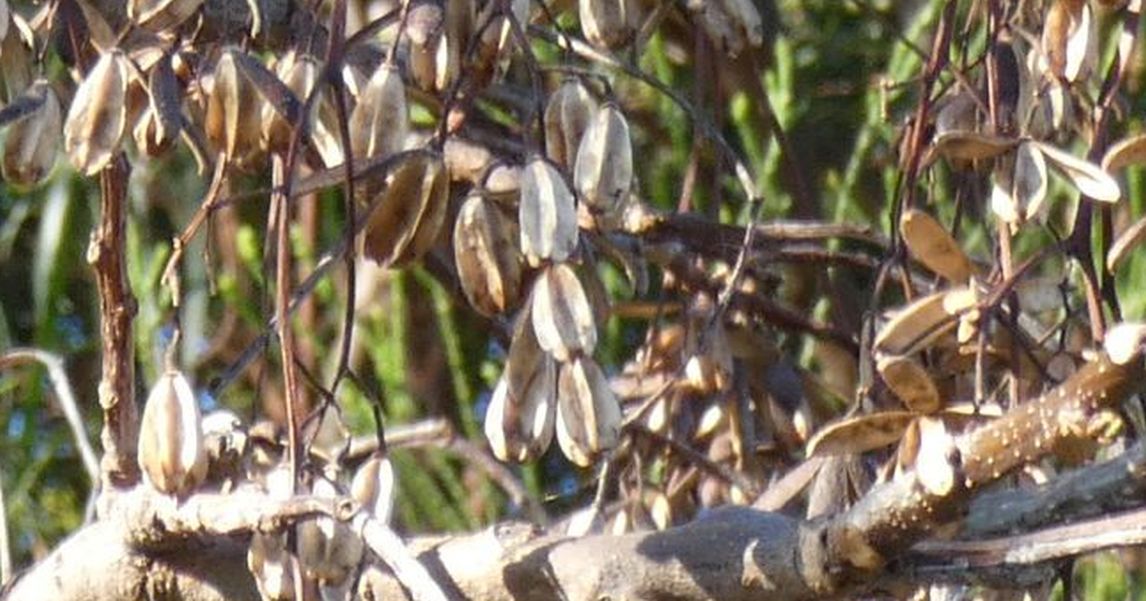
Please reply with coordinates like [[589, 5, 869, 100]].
[[129, 0, 204, 32], [928, 130, 1016, 163], [574, 103, 632, 216], [1034, 140, 1120, 203], [0, 14, 34, 103], [471, 0, 530, 86], [1107, 214, 1146, 272], [873, 287, 978, 355], [1041, 0, 1095, 83], [454, 193, 523, 316], [261, 53, 342, 166], [484, 364, 557, 463], [351, 454, 396, 524], [297, 475, 364, 585], [360, 152, 448, 267], [990, 142, 1048, 225], [349, 63, 408, 162], [579, 0, 638, 51], [1104, 322, 1146, 366], [899, 210, 973, 283], [64, 49, 132, 175], [248, 531, 294, 601], [544, 79, 598, 170], [806, 411, 916, 457], [1102, 133, 1146, 172], [876, 354, 941, 414], [406, 0, 445, 91], [133, 55, 184, 157], [556, 356, 622, 466], [137, 369, 208, 497], [3, 80, 61, 186], [205, 49, 263, 161], [720, 0, 764, 49], [519, 157, 578, 266], [531, 263, 598, 361]]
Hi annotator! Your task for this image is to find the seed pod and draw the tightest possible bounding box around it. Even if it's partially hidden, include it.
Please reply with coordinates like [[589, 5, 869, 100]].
[[351, 454, 396, 525], [129, 0, 204, 32], [297, 475, 364, 585], [205, 48, 263, 161], [262, 53, 342, 166], [3, 80, 61, 186], [719, 0, 764, 49], [531, 263, 598, 361], [574, 103, 632, 215], [556, 356, 622, 466], [1041, 0, 1095, 83], [406, 0, 445, 91], [134, 55, 184, 157], [0, 14, 34, 103], [349, 63, 407, 162], [471, 0, 530, 86], [519, 157, 578, 266], [544, 79, 598, 170], [484, 367, 557, 463], [876, 354, 941, 414], [579, 0, 638, 51], [137, 369, 208, 497], [899, 210, 973, 283], [454, 193, 523, 316], [361, 152, 449, 267], [248, 532, 294, 601], [873, 287, 978, 355], [64, 49, 132, 175]]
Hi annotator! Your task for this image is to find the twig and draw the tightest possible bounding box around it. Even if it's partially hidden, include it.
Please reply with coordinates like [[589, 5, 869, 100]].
[[87, 155, 139, 490], [0, 349, 100, 487], [355, 514, 449, 601]]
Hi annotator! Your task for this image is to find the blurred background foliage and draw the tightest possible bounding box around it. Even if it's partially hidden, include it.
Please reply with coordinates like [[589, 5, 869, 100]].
[[1, 0, 1145, 598]]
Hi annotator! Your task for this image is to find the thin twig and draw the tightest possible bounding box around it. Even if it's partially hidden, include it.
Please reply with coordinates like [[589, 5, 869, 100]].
[[0, 349, 100, 487]]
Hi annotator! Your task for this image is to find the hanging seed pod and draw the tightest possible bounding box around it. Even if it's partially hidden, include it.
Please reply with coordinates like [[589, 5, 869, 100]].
[[349, 63, 408, 162], [471, 0, 530, 86], [134, 55, 184, 157], [873, 287, 978, 355], [361, 152, 448, 267], [262, 53, 342, 165], [720, 0, 764, 49], [406, 0, 445, 91], [129, 0, 204, 32], [351, 453, 396, 525], [248, 531, 294, 601], [3, 80, 61, 186], [574, 103, 632, 216], [520, 157, 578, 266], [579, 0, 638, 51], [484, 367, 557, 463], [876, 354, 941, 414], [64, 49, 132, 175], [531, 262, 598, 362], [137, 369, 208, 497], [556, 356, 622, 467], [1041, 0, 1096, 83], [205, 48, 263, 161], [454, 193, 523, 316], [297, 475, 364, 585], [1034, 140, 1121, 203], [545, 79, 598, 170], [0, 14, 34, 103], [899, 210, 973, 283]]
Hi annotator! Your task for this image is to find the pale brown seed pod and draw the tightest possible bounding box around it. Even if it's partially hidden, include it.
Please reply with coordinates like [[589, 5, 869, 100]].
[[64, 49, 131, 175], [361, 152, 449, 267], [137, 370, 208, 497], [531, 263, 597, 362], [133, 55, 184, 157], [573, 103, 632, 216], [556, 356, 621, 466], [3, 80, 61, 186], [349, 63, 408, 162], [351, 454, 396, 524], [453, 193, 523, 316], [519, 157, 578, 266], [296, 475, 364, 585], [205, 48, 263, 161], [484, 366, 556, 463], [0, 14, 35, 103], [544, 79, 598, 170], [579, 0, 639, 51]]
